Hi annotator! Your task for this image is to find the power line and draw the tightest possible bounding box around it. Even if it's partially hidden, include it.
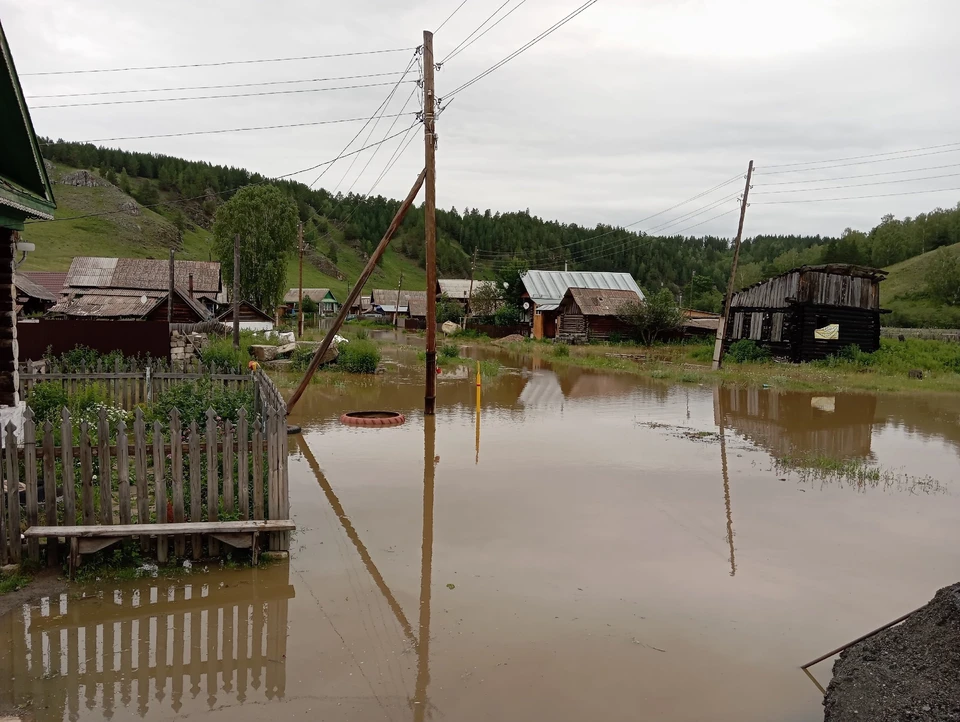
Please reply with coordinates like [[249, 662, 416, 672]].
[[752, 186, 960, 205], [33, 79, 417, 109], [27, 71, 408, 99], [756, 147, 960, 175], [344, 84, 420, 195], [671, 207, 740, 236], [443, 0, 598, 99], [759, 141, 960, 170], [440, 0, 514, 64], [645, 192, 741, 234], [28, 124, 418, 224], [444, 0, 527, 65], [757, 162, 960, 186], [436, 0, 471, 32], [753, 171, 960, 195], [40, 113, 417, 145], [21, 47, 417, 76]]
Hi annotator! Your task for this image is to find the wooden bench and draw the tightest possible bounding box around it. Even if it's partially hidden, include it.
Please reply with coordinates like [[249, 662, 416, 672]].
[[23, 520, 296, 577]]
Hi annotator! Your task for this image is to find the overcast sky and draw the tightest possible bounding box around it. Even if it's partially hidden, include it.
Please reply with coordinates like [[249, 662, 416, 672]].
[[4, 0, 959, 240]]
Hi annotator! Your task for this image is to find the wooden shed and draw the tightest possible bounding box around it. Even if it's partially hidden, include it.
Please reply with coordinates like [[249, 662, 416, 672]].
[[557, 287, 641, 343], [217, 301, 275, 331], [723, 264, 888, 362]]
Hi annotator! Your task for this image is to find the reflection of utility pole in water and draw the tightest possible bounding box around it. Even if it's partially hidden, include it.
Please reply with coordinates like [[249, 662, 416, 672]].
[[475, 363, 482, 465], [413, 415, 436, 721], [294, 435, 417, 646], [715, 389, 737, 577]]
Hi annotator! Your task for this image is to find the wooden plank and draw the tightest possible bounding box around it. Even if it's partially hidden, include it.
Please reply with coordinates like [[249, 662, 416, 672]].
[[252, 418, 264, 521], [267, 409, 279, 551], [189, 421, 202, 560], [280, 413, 289, 551], [79, 421, 95, 527], [171, 409, 185, 558], [223, 420, 234, 518], [237, 409, 249, 521], [5, 423, 20, 564], [0, 421, 5, 565], [61, 408, 76, 528], [206, 409, 219, 556], [24, 520, 294, 537], [98, 407, 113, 525], [36, 440, 238, 459], [23, 408, 40, 563], [117, 419, 132, 526], [134, 410, 149, 551], [154, 419, 168, 564], [42, 420, 58, 567]]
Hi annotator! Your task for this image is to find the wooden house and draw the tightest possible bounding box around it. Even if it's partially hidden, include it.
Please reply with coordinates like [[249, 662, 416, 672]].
[[520, 270, 644, 339], [723, 264, 888, 362], [557, 287, 641, 343], [1, 19, 57, 407], [283, 288, 339, 315], [14, 273, 57, 317], [48, 287, 210, 323], [217, 301, 275, 331]]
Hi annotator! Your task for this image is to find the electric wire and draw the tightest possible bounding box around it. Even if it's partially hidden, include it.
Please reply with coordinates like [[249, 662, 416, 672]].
[[442, 0, 598, 100], [757, 162, 960, 186], [32, 79, 417, 109], [752, 186, 960, 205], [752, 171, 960, 195], [443, 0, 527, 65], [27, 71, 408, 99], [439, 0, 513, 64], [759, 141, 960, 170], [436, 0, 471, 32], [756, 147, 960, 175], [22, 47, 418, 76]]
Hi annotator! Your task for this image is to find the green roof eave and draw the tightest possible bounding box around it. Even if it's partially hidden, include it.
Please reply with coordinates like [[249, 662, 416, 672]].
[[0, 18, 56, 225]]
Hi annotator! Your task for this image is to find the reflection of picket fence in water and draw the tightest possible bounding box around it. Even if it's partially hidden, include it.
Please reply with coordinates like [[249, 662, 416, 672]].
[[0, 568, 293, 720]]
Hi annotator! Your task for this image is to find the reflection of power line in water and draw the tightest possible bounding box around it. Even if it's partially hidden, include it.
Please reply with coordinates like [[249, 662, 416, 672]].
[[0, 569, 293, 719]]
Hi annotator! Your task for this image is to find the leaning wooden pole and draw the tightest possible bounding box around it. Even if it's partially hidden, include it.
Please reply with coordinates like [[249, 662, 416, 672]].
[[712, 160, 754, 370], [286, 169, 426, 413]]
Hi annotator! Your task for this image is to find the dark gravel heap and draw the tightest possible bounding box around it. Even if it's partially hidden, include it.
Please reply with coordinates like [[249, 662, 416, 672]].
[[824, 583, 960, 722]]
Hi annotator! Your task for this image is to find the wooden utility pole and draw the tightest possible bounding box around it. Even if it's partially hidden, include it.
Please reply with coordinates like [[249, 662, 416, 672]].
[[466, 247, 478, 316], [423, 30, 438, 415], [167, 249, 174, 325], [297, 221, 305, 338], [393, 272, 404, 327], [233, 233, 241, 350], [286, 169, 426, 413], [712, 160, 754, 370]]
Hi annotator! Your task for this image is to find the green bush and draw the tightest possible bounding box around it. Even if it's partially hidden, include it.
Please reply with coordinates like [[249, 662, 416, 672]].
[[725, 339, 771, 364], [353, 327, 370, 341], [440, 343, 459, 359], [149, 379, 254, 426], [494, 304, 521, 327], [290, 345, 315, 372], [337, 341, 381, 374], [47, 345, 129, 371], [201, 338, 246, 371], [553, 342, 570, 358], [27, 381, 69, 423]]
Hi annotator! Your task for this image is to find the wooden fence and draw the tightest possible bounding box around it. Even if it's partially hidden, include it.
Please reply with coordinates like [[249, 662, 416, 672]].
[[0, 564, 292, 720], [0, 402, 289, 566], [881, 327, 960, 342], [18, 359, 250, 410]]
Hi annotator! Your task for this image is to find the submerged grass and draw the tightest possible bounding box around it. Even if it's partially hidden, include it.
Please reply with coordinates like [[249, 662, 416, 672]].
[[774, 453, 945, 494]]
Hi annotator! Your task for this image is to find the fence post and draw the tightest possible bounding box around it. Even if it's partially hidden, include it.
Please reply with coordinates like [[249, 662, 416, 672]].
[[79, 421, 95, 526], [117, 419, 132, 526], [170, 409, 185, 558], [23, 408, 40, 563], [189, 420, 202, 560], [237, 409, 249, 520], [42, 419, 58, 566], [0, 421, 6, 564], [205, 409, 219, 556], [146, 366, 152, 404], [223, 419, 234, 518], [154, 419, 168, 563], [5, 422, 21, 564], [252, 418, 264, 522], [134, 410, 149, 550], [61, 408, 76, 527], [97, 407, 113, 524]]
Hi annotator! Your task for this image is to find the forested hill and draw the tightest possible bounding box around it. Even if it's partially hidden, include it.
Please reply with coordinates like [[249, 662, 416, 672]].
[[35, 139, 960, 323]]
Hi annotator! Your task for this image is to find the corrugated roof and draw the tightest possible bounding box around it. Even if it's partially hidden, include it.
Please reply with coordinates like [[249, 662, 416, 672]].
[[521, 270, 644, 307], [565, 287, 641, 316], [21, 271, 67, 296], [438, 279, 473, 299], [15, 274, 57, 302], [408, 297, 427, 317], [65, 257, 221, 293], [218, 300, 273, 322], [371, 288, 427, 305], [283, 288, 336, 304], [376, 304, 406, 314], [48, 286, 211, 320]]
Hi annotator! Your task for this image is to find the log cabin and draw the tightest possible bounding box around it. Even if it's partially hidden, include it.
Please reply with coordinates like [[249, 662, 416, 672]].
[[723, 264, 888, 362], [556, 287, 642, 343]]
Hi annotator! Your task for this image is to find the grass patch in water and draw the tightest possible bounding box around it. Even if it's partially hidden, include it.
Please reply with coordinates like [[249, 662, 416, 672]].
[[478, 359, 501, 377], [0, 571, 32, 595], [775, 453, 944, 494]]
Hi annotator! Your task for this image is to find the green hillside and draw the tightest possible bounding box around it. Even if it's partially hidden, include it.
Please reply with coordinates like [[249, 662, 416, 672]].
[[882, 242, 960, 328], [19, 162, 428, 301]]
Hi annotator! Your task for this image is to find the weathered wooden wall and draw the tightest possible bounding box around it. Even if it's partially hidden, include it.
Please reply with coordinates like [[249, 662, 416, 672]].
[[731, 270, 881, 311]]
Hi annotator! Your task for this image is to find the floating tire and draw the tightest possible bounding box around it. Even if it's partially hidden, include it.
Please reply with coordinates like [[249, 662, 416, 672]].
[[340, 411, 406, 427]]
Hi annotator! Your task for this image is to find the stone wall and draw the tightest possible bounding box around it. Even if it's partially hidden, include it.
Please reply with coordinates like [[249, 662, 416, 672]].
[[170, 330, 207, 368]]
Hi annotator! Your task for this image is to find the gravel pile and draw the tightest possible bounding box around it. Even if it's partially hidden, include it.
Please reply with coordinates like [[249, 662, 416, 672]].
[[824, 583, 960, 721]]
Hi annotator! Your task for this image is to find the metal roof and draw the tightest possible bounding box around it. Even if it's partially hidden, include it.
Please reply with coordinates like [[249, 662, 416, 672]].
[[521, 270, 644, 307], [283, 288, 336, 304], [371, 288, 427, 305], [65, 257, 222, 293], [438, 279, 473, 299], [48, 286, 211, 320], [21, 271, 67, 296]]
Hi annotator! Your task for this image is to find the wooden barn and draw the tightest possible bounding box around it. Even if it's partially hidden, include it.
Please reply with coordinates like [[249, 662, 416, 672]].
[[557, 287, 641, 343], [217, 301, 275, 331], [723, 264, 888, 362]]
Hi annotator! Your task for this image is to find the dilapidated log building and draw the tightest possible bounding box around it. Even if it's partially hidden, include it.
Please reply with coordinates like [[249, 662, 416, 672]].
[[723, 264, 888, 362]]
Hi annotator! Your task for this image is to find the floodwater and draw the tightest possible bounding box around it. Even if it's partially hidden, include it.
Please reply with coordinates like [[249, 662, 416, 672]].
[[3, 338, 960, 721]]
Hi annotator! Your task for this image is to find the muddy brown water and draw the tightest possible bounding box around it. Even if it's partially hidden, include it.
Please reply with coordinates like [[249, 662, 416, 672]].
[[3, 339, 960, 721]]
